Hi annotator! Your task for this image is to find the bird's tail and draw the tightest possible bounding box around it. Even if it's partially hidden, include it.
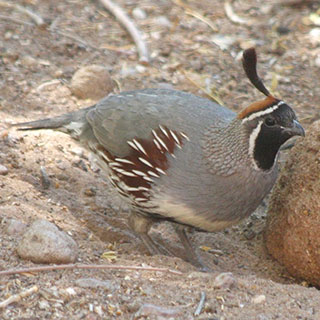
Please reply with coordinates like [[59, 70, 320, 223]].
[[11, 105, 95, 139]]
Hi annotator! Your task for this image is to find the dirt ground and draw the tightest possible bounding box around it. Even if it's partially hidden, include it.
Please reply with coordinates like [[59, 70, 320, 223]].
[[1, 0, 320, 319]]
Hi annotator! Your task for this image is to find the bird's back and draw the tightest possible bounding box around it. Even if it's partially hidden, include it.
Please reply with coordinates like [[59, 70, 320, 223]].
[[86, 88, 235, 157]]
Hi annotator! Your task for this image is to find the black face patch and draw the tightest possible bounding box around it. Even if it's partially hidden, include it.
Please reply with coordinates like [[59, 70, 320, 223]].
[[248, 103, 299, 170], [264, 103, 297, 128]]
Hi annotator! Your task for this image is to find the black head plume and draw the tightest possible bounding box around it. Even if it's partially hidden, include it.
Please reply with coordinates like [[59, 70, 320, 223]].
[[242, 48, 271, 97]]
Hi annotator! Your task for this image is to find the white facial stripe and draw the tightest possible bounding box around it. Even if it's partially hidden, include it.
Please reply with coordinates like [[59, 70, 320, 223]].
[[242, 101, 285, 123], [248, 121, 263, 170]]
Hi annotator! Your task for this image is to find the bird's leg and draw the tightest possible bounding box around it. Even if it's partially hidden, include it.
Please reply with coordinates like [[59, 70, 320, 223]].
[[174, 226, 209, 272], [128, 211, 174, 256]]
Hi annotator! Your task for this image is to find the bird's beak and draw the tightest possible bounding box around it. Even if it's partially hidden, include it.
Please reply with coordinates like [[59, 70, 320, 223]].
[[286, 120, 305, 137]]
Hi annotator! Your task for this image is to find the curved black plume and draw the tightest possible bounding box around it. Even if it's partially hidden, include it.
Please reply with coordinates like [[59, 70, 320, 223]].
[[242, 48, 271, 97]]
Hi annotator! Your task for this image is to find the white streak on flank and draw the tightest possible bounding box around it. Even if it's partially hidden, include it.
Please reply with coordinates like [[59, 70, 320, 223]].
[[109, 162, 122, 167], [126, 187, 141, 191], [153, 138, 162, 151], [143, 176, 154, 182], [159, 125, 169, 138], [98, 151, 111, 162], [135, 197, 148, 202], [155, 167, 166, 175], [113, 167, 125, 174], [133, 139, 148, 156], [148, 170, 160, 178], [127, 140, 139, 151], [170, 154, 176, 158], [170, 130, 181, 145], [138, 157, 154, 168], [248, 121, 263, 171], [118, 171, 137, 177], [115, 158, 135, 165], [137, 187, 150, 191], [180, 132, 190, 141], [242, 101, 285, 123], [132, 169, 147, 177], [152, 130, 169, 152]]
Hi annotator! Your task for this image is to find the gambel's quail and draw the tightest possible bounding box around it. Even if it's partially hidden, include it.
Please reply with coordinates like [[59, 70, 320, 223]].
[[14, 48, 305, 268]]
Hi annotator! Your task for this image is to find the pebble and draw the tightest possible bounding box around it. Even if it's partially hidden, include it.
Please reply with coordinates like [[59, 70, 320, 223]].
[[70, 147, 84, 158], [252, 295, 266, 304], [132, 8, 147, 20], [308, 28, 320, 45], [0, 164, 8, 175], [213, 272, 237, 289], [4, 218, 27, 236], [20, 55, 38, 68], [187, 271, 211, 279], [154, 16, 172, 28], [17, 219, 78, 264], [75, 278, 120, 291], [135, 303, 184, 318], [70, 65, 114, 100], [38, 299, 50, 310]]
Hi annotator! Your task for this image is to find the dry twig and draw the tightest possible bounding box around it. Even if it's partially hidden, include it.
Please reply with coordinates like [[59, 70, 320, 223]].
[[0, 1, 98, 50], [174, 0, 218, 32], [0, 14, 33, 26], [0, 263, 183, 276], [0, 286, 38, 309], [0, 1, 45, 26], [224, 1, 253, 26], [98, 0, 149, 63], [194, 291, 206, 316], [181, 69, 224, 105]]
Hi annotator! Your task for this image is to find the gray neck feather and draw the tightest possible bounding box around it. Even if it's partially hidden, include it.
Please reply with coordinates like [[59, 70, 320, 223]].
[[202, 119, 250, 176]]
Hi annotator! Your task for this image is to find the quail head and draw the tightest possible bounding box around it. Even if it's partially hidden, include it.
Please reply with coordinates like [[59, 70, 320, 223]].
[[14, 48, 305, 269]]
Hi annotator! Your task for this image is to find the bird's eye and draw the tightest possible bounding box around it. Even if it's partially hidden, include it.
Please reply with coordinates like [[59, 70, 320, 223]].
[[265, 117, 276, 126]]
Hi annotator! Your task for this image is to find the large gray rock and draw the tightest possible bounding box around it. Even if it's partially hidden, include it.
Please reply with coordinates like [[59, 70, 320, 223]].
[[17, 219, 78, 264], [265, 120, 320, 286]]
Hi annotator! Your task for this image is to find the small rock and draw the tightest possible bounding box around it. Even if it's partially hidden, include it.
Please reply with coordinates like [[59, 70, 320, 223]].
[[38, 299, 50, 310], [308, 28, 320, 45], [211, 35, 237, 50], [0, 164, 8, 175], [70, 147, 84, 157], [135, 304, 184, 318], [213, 272, 236, 289], [20, 55, 38, 67], [154, 16, 172, 28], [187, 271, 211, 279], [75, 278, 119, 291], [4, 219, 27, 236], [135, 65, 146, 73], [70, 65, 114, 100], [17, 219, 78, 264], [62, 287, 77, 296], [132, 7, 147, 20], [252, 295, 266, 304]]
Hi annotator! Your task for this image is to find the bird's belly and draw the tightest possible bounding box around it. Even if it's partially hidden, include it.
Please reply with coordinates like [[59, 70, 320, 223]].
[[147, 193, 241, 232]]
